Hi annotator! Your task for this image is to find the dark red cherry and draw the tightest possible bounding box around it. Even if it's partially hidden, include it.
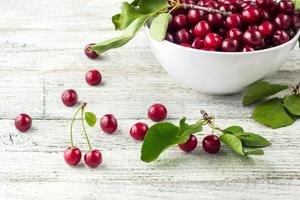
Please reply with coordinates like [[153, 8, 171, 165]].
[[100, 114, 118, 134], [278, 0, 295, 14], [61, 89, 78, 107], [178, 135, 198, 152], [219, 4, 238, 12], [172, 14, 189, 30], [15, 114, 32, 132], [242, 7, 260, 24], [204, 0, 219, 8], [148, 103, 167, 122], [272, 29, 289, 45], [242, 45, 255, 52], [165, 33, 175, 43], [64, 146, 82, 166], [85, 70, 102, 86], [175, 29, 191, 43], [274, 14, 291, 29], [202, 135, 221, 154], [191, 37, 204, 49], [193, 21, 211, 38], [243, 29, 262, 46], [258, 21, 274, 37], [84, 43, 99, 59], [260, 10, 272, 21], [255, 0, 276, 8], [225, 14, 242, 29], [84, 149, 103, 168], [221, 38, 239, 52], [188, 9, 205, 25], [130, 122, 149, 141], [226, 28, 243, 40], [204, 33, 223, 50], [290, 15, 300, 30], [207, 13, 224, 28]]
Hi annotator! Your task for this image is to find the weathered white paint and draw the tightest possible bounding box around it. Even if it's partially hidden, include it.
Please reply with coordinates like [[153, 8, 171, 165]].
[[0, 0, 300, 199]]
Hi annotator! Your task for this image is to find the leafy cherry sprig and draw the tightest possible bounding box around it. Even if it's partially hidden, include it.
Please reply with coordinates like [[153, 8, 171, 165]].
[[141, 110, 271, 163], [243, 80, 300, 129]]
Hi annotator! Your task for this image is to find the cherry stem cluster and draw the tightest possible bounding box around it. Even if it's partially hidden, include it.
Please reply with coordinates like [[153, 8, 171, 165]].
[[201, 110, 223, 134], [291, 82, 300, 95], [70, 102, 92, 150]]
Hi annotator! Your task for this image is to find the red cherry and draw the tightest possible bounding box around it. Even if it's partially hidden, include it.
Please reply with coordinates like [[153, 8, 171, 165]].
[[178, 135, 198, 152], [191, 37, 204, 49], [61, 89, 78, 107], [84, 43, 99, 59], [165, 33, 175, 43], [180, 43, 191, 47], [272, 29, 289, 45], [241, 7, 260, 24], [188, 9, 205, 25], [207, 13, 224, 28], [219, 4, 238, 12], [64, 146, 82, 166], [258, 21, 274, 37], [172, 14, 189, 30], [148, 103, 167, 122], [226, 28, 243, 40], [84, 149, 103, 168], [204, 0, 219, 8], [130, 122, 149, 141], [255, 0, 276, 8], [193, 21, 211, 38], [15, 114, 32, 132], [175, 29, 192, 43], [221, 38, 239, 52], [274, 14, 291, 29], [242, 45, 255, 52], [85, 70, 102, 86], [225, 14, 242, 29], [202, 135, 221, 154], [242, 29, 262, 46], [100, 114, 118, 134], [278, 0, 295, 14], [204, 33, 223, 50]]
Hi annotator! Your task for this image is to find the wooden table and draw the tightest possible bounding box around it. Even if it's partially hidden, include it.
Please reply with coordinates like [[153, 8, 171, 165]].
[[1, 0, 300, 199]]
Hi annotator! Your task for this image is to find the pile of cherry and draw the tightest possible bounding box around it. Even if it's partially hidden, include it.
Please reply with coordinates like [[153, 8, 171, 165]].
[[165, 0, 300, 52]]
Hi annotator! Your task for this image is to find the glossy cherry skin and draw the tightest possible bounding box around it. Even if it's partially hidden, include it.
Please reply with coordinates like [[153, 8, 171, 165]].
[[224, 14, 242, 29], [278, 0, 295, 14], [84, 43, 99, 59], [172, 14, 189, 30], [84, 149, 103, 168], [272, 29, 289, 45], [61, 89, 78, 107], [64, 146, 82, 166], [188, 9, 205, 25], [258, 21, 274, 37], [221, 38, 239, 52], [204, 0, 219, 8], [193, 21, 211, 38], [85, 70, 102, 86], [100, 114, 118, 134], [204, 33, 223, 50], [178, 135, 198, 152], [226, 28, 243, 40], [175, 29, 192, 44], [130, 122, 149, 141], [202, 135, 221, 154], [15, 114, 32, 132], [255, 0, 276, 8], [180, 43, 191, 47], [241, 7, 260, 24], [242, 29, 262, 46], [207, 13, 224, 28], [274, 14, 291, 29], [242, 45, 255, 52], [148, 103, 167, 122], [191, 37, 204, 49], [165, 33, 175, 43]]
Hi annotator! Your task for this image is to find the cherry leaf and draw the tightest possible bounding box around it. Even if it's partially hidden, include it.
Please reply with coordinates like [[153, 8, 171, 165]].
[[85, 112, 97, 127], [238, 133, 271, 148], [220, 134, 245, 156], [149, 13, 171, 40], [245, 149, 264, 156], [283, 94, 300, 116], [138, 0, 170, 14]]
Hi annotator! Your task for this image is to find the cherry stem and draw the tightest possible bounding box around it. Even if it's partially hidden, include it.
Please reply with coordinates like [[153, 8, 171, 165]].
[[70, 105, 83, 147], [291, 82, 300, 95], [80, 104, 93, 151], [181, 3, 231, 16]]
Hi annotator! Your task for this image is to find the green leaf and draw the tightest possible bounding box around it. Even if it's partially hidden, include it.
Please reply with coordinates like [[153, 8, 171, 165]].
[[245, 149, 264, 156], [253, 98, 296, 129], [112, 14, 121, 30], [92, 15, 150, 55], [177, 117, 203, 140], [283, 94, 300, 116], [149, 13, 171, 40], [85, 112, 97, 127], [220, 134, 245, 156], [238, 133, 271, 148], [292, 0, 300, 11], [141, 122, 180, 162], [139, 0, 169, 14], [243, 80, 288, 106], [223, 126, 244, 136]]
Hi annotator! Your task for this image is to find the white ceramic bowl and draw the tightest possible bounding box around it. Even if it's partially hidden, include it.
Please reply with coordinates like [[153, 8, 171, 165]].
[[145, 28, 300, 95]]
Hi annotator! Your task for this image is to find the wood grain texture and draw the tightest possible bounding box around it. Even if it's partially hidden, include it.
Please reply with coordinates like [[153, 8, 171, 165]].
[[0, 0, 300, 199]]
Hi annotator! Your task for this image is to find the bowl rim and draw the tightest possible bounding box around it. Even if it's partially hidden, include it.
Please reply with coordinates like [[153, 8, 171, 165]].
[[145, 27, 300, 55]]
